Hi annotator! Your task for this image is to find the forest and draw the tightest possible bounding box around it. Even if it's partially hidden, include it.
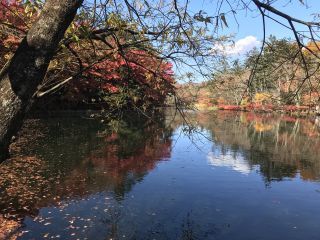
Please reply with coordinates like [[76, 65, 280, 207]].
[[178, 36, 320, 113], [2, 0, 320, 239]]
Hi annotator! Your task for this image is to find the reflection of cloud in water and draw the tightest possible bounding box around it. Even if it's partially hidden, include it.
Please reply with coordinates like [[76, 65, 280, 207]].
[[207, 150, 251, 174]]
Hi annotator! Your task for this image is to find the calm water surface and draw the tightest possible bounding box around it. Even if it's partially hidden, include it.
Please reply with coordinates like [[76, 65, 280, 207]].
[[1, 111, 320, 239]]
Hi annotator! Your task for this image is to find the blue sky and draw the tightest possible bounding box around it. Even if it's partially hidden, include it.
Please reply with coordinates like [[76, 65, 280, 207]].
[[221, 0, 320, 38], [188, 0, 320, 56]]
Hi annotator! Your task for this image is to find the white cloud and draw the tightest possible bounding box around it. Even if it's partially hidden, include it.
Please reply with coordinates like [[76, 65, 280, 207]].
[[212, 35, 260, 56], [207, 151, 251, 175]]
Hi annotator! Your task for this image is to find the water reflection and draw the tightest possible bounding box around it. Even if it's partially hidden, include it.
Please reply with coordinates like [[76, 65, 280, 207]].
[[194, 111, 320, 182], [1, 110, 320, 239], [0, 113, 173, 238], [207, 150, 252, 175]]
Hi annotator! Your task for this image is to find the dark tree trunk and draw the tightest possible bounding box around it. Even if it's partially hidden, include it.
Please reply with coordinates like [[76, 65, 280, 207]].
[[0, 0, 83, 161]]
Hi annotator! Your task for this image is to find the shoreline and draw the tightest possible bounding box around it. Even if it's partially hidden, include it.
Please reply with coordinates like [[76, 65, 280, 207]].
[[195, 104, 320, 117]]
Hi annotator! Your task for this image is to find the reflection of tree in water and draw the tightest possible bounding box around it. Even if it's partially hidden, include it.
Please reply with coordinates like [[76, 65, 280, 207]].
[[179, 213, 229, 240], [190, 111, 320, 183], [0, 112, 173, 237], [98, 209, 228, 240], [89, 114, 172, 199]]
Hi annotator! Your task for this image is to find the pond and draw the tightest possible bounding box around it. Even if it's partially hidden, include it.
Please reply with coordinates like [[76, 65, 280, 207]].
[[1, 110, 320, 239]]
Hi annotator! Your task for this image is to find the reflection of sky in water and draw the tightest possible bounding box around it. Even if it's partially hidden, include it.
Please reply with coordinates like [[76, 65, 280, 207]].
[[207, 149, 251, 175], [3, 112, 320, 239]]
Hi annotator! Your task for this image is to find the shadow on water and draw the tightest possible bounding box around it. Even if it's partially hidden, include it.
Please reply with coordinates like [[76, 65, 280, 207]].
[[1, 110, 320, 239], [0, 112, 173, 238]]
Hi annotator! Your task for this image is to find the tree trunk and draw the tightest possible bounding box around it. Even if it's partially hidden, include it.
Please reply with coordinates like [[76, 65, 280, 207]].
[[0, 0, 83, 162]]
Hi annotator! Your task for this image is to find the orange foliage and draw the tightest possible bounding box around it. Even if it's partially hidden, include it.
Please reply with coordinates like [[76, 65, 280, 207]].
[[0, 1, 176, 108]]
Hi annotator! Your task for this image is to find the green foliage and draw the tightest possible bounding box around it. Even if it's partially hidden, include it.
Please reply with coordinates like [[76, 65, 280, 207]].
[[1, 0, 177, 112], [245, 36, 299, 95], [205, 35, 320, 107]]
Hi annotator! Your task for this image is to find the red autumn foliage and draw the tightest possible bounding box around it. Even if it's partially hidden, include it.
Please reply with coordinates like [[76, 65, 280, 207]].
[[0, 0, 29, 42], [0, 1, 26, 28], [65, 49, 175, 107], [0, 0, 33, 66], [217, 105, 242, 111], [216, 103, 313, 114], [0, 0, 176, 108]]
